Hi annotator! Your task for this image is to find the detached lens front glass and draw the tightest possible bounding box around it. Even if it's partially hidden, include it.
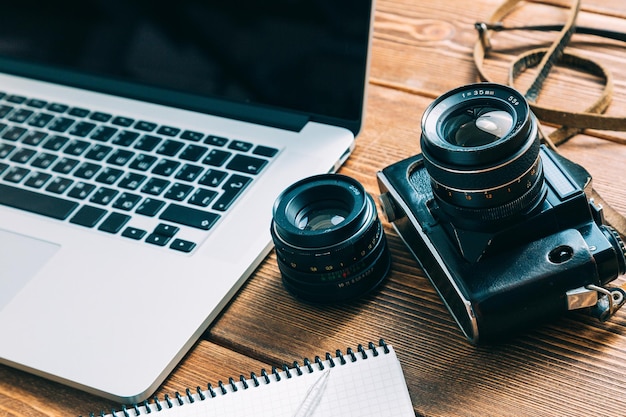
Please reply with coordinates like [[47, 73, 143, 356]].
[[295, 202, 349, 231], [442, 105, 513, 147]]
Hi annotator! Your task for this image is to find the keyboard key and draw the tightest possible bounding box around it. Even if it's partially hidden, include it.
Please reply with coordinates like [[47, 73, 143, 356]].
[[90, 125, 118, 142], [48, 116, 74, 132], [95, 167, 123, 184], [164, 183, 193, 201], [213, 174, 252, 211], [90, 187, 119, 205], [134, 134, 161, 151], [157, 139, 185, 156], [21, 131, 47, 146], [10, 148, 37, 164], [112, 130, 139, 147], [4, 166, 30, 183], [51, 157, 79, 174], [0, 105, 13, 118], [202, 149, 231, 167], [112, 192, 142, 211], [68, 107, 90, 117], [136, 198, 166, 216], [146, 233, 170, 246], [159, 204, 220, 230], [8, 108, 34, 123], [26, 99, 47, 109], [205, 135, 228, 147], [73, 162, 102, 179], [0, 183, 78, 220], [170, 239, 196, 253], [228, 140, 253, 152], [63, 139, 90, 156], [98, 212, 131, 233], [154, 223, 179, 237], [175, 164, 203, 182], [189, 188, 218, 207], [134, 120, 157, 131], [85, 144, 113, 161], [31, 153, 58, 169], [24, 171, 52, 189], [198, 169, 227, 187], [6, 95, 26, 104], [42, 135, 69, 151], [2, 126, 27, 141], [156, 126, 180, 137], [142, 177, 170, 195], [119, 172, 146, 190], [70, 205, 107, 227], [46, 103, 69, 113], [69, 121, 96, 137], [226, 154, 268, 175], [180, 130, 204, 142], [129, 153, 157, 171], [89, 112, 112, 122], [152, 159, 180, 176], [46, 176, 73, 194], [253, 145, 279, 157], [107, 149, 135, 166], [0, 143, 15, 158], [111, 116, 134, 127], [67, 182, 96, 199], [179, 144, 208, 161], [122, 227, 146, 240], [27, 112, 54, 128]]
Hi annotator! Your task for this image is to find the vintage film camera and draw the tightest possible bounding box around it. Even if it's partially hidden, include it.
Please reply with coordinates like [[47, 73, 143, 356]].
[[377, 83, 626, 344]]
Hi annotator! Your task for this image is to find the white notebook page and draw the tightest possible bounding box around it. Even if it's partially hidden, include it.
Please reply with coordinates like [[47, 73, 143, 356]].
[[101, 343, 414, 417]]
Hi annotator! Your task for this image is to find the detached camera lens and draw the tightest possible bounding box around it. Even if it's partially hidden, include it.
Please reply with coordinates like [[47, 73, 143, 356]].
[[420, 83, 545, 229], [271, 174, 391, 303]]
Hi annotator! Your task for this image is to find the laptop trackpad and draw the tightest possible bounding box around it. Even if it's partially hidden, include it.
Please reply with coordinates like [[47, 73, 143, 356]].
[[0, 229, 60, 311]]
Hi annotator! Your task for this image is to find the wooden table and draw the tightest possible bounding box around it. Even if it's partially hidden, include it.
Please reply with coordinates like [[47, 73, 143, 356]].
[[2, 0, 626, 416]]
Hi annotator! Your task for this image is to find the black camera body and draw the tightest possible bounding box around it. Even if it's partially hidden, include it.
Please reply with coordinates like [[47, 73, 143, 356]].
[[377, 83, 626, 343]]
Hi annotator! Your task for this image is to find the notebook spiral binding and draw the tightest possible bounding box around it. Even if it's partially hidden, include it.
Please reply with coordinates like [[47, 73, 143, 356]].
[[87, 339, 390, 417]]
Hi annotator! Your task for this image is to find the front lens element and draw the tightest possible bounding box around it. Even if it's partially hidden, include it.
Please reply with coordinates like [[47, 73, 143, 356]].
[[296, 202, 349, 231], [442, 106, 513, 147]]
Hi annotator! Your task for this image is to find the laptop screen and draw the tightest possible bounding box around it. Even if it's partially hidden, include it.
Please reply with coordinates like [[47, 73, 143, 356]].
[[0, 1, 373, 134]]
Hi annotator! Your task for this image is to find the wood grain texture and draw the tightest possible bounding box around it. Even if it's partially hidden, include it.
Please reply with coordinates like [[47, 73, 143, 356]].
[[2, 1, 626, 416]]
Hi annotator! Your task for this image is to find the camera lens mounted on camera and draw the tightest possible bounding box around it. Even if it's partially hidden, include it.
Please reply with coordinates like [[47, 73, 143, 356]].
[[420, 83, 546, 230]]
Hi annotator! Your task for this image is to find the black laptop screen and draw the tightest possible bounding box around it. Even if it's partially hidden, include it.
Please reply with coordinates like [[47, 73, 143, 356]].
[[0, 1, 373, 134]]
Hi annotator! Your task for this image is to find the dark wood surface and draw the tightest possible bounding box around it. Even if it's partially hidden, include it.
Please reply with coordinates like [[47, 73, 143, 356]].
[[2, 0, 626, 416]]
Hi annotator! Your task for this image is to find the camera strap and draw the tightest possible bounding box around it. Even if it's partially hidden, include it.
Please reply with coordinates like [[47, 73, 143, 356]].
[[473, 0, 626, 299], [473, 0, 626, 233]]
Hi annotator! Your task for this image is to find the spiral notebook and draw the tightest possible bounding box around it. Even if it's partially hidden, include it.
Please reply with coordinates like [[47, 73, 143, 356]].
[[89, 341, 414, 417]]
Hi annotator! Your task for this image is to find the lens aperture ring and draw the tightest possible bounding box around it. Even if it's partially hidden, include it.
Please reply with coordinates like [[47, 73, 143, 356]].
[[428, 153, 542, 210]]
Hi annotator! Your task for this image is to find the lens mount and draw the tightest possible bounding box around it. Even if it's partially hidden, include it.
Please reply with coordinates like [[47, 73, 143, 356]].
[[420, 83, 545, 227], [271, 174, 391, 303]]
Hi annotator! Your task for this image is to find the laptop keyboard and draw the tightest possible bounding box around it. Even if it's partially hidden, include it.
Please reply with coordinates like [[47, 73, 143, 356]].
[[0, 92, 279, 253]]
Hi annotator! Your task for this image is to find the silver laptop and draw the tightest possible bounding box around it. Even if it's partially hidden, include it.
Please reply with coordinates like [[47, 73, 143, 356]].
[[0, 1, 374, 403]]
